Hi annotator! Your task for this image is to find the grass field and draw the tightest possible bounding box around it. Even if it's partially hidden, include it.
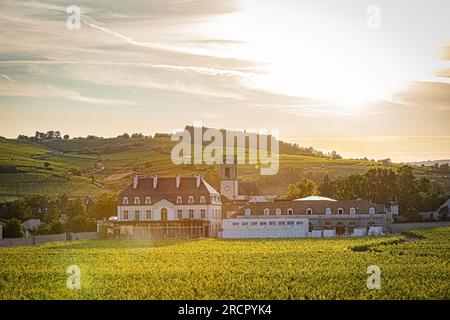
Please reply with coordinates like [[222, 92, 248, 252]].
[[0, 227, 448, 300]]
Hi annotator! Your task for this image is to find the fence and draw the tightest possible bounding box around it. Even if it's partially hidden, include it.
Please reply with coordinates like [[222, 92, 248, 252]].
[[0, 232, 98, 248]]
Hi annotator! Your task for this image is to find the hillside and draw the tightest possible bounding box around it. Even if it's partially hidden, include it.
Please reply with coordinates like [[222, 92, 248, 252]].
[[0, 136, 448, 201]]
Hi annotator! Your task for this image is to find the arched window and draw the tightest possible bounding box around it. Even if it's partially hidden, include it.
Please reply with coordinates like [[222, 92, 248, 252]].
[[325, 208, 332, 215], [275, 208, 282, 215], [369, 207, 375, 214], [134, 197, 140, 205], [350, 207, 356, 215], [160, 208, 168, 221], [176, 196, 182, 204], [188, 196, 194, 204], [245, 208, 251, 216], [287, 208, 294, 215], [145, 197, 151, 204], [338, 208, 344, 215], [306, 208, 313, 215], [123, 197, 129, 205], [200, 196, 206, 204], [263, 208, 270, 216]]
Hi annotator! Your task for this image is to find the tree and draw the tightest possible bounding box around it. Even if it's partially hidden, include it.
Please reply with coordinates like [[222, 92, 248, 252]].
[[44, 161, 51, 170], [287, 178, 318, 199], [65, 199, 85, 219], [68, 215, 94, 232], [319, 175, 334, 197], [4, 200, 32, 221], [63, 134, 70, 140], [90, 193, 118, 220], [397, 166, 420, 214], [2, 218, 24, 238], [438, 206, 449, 221]]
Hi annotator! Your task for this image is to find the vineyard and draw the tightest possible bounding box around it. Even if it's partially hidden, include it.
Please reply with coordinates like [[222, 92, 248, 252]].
[[0, 227, 448, 299]]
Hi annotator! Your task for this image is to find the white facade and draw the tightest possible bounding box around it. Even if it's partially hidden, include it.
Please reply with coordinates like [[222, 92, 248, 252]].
[[117, 199, 222, 236], [222, 217, 309, 239]]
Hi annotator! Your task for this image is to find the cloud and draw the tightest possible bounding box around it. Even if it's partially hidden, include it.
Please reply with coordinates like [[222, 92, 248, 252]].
[[2, 74, 16, 83], [0, 81, 134, 106]]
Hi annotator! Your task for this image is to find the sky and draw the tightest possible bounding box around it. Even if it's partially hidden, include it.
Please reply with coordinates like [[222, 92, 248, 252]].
[[0, 0, 449, 162]]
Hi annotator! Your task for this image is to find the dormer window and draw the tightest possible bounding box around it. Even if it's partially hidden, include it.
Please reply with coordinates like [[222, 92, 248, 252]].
[[176, 196, 182, 204], [338, 208, 344, 215], [369, 207, 375, 214], [145, 197, 151, 204], [306, 208, 313, 215], [188, 196, 194, 204], [134, 197, 140, 205], [123, 197, 129, 205], [275, 208, 281, 215], [287, 208, 294, 215], [245, 208, 251, 216], [350, 207, 356, 215], [200, 196, 206, 204], [263, 208, 270, 216], [325, 208, 332, 215]]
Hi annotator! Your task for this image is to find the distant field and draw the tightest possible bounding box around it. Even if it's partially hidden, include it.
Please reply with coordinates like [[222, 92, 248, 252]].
[[0, 227, 448, 299], [1, 137, 449, 199]]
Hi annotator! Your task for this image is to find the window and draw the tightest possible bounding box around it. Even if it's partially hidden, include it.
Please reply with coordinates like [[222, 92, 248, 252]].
[[260, 222, 267, 226], [296, 221, 303, 225], [123, 197, 129, 204], [177, 209, 183, 220], [287, 208, 294, 215], [200, 196, 206, 204], [278, 221, 286, 225], [369, 207, 375, 214], [287, 221, 295, 225], [263, 208, 270, 216], [269, 221, 276, 226], [306, 208, 313, 215], [176, 196, 182, 204], [210, 196, 215, 204], [189, 209, 194, 219], [146, 210, 152, 220], [134, 197, 140, 205], [275, 208, 281, 215], [325, 208, 332, 215], [145, 197, 151, 204], [123, 210, 129, 220], [200, 209, 206, 219], [242, 222, 249, 226], [134, 210, 140, 221], [188, 196, 194, 204], [350, 207, 356, 215], [245, 208, 251, 216], [338, 208, 344, 215], [232, 222, 239, 226], [250, 222, 257, 226]]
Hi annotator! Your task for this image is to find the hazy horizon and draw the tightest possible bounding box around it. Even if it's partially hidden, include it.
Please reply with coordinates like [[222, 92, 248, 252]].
[[1, 0, 449, 162]]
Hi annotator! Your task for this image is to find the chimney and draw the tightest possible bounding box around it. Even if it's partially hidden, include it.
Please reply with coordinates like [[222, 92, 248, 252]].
[[153, 175, 158, 189], [176, 175, 181, 188], [196, 175, 201, 188], [132, 175, 139, 189]]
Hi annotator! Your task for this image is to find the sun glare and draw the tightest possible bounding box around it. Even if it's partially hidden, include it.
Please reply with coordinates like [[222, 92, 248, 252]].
[[203, 1, 408, 107]]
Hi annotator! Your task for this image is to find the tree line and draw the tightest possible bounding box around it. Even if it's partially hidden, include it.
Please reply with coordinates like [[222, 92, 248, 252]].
[[0, 193, 118, 238], [287, 166, 448, 221]]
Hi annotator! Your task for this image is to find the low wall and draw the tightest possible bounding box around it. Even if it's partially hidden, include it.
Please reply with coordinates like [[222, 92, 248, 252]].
[[390, 221, 450, 233], [0, 232, 98, 248]]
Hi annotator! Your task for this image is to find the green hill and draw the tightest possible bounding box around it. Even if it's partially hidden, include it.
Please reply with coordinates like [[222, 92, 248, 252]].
[[0, 136, 448, 201]]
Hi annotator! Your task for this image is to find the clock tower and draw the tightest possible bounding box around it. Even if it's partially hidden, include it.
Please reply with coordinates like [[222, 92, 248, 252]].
[[219, 156, 238, 200]]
